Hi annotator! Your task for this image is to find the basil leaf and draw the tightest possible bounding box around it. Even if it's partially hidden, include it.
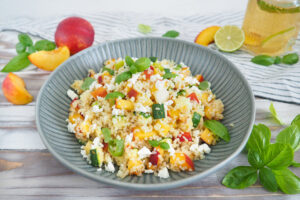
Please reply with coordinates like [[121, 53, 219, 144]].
[[125, 56, 134, 67], [273, 168, 300, 194], [18, 33, 33, 47], [149, 140, 159, 147], [163, 72, 177, 79], [129, 64, 138, 74], [175, 64, 182, 70], [115, 71, 132, 84], [259, 167, 278, 192], [162, 30, 179, 38], [198, 81, 210, 90], [269, 102, 285, 125], [192, 112, 201, 128], [102, 67, 114, 75], [251, 55, 275, 66], [263, 143, 293, 170], [34, 40, 56, 51], [291, 114, 300, 126], [291, 161, 300, 167], [115, 60, 124, 70], [16, 43, 26, 54], [138, 24, 152, 34], [177, 89, 186, 96], [108, 139, 124, 157], [282, 53, 299, 65], [135, 57, 151, 72], [1, 52, 30, 72], [159, 142, 170, 150], [149, 57, 157, 62], [222, 166, 258, 189], [276, 124, 300, 151], [204, 120, 230, 142], [248, 149, 264, 169], [274, 56, 281, 64], [80, 77, 95, 90], [102, 128, 112, 143], [27, 46, 36, 54], [246, 124, 271, 158], [105, 91, 125, 100]]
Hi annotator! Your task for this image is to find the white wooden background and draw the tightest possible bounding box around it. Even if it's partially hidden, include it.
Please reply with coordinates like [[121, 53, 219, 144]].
[[0, 0, 300, 199]]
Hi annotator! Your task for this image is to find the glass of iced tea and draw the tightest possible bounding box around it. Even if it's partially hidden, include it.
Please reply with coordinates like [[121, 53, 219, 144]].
[[242, 0, 300, 56]]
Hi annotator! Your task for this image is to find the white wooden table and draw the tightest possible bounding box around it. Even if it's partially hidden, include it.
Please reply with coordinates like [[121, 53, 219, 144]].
[[0, 0, 300, 199]]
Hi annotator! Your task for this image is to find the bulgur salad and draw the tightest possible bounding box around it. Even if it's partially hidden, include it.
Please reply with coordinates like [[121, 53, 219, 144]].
[[66, 56, 230, 178]]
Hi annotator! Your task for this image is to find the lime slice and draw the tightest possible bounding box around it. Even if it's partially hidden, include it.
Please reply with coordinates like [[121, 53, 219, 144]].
[[214, 25, 245, 52], [257, 0, 300, 14]]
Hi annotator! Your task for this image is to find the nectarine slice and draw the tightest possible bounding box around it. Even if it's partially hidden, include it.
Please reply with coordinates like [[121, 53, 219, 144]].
[[2, 72, 33, 105], [28, 46, 70, 71], [194, 26, 220, 46]]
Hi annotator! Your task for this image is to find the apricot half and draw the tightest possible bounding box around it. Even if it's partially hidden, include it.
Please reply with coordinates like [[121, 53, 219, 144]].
[[2, 73, 33, 105], [28, 46, 70, 71], [194, 26, 220, 46]]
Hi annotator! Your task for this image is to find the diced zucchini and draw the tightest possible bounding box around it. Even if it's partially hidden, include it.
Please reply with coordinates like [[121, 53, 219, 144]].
[[90, 147, 104, 167], [152, 104, 165, 119]]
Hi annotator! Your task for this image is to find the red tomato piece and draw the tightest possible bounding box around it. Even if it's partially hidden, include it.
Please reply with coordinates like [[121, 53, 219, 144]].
[[188, 92, 199, 103], [149, 150, 160, 166], [178, 132, 192, 142], [127, 88, 139, 98], [184, 153, 195, 170], [144, 66, 154, 80]]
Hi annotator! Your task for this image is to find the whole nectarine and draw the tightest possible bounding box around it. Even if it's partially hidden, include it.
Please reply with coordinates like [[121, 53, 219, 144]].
[[55, 17, 94, 55]]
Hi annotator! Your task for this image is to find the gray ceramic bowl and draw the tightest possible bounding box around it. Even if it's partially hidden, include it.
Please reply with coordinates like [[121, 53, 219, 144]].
[[36, 37, 255, 190]]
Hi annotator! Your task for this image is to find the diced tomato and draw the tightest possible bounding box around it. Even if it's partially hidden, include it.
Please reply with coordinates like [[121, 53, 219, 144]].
[[178, 132, 192, 142], [98, 76, 103, 84], [144, 66, 154, 80], [103, 142, 108, 152], [184, 153, 195, 170], [196, 74, 204, 82], [188, 92, 199, 103], [149, 150, 160, 166], [91, 87, 107, 98], [127, 88, 139, 98]]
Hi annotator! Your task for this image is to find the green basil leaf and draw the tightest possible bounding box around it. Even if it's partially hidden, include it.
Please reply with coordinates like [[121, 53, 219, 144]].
[[102, 67, 114, 75], [129, 64, 138, 74], [248, 149, 264, 169], [18, 33, 33, 47], [115, 60, 124, 70], [138, 24, 152, 34], [34, 40, 56, 51], [16, 42, 26, 54], [264, 143, 293, 170], [291, 161, 300, 167], [276, 124, 300, 151], [163, 72, 177, 79], [159, 142, 170, 150], [80, 77, 95, 90], [1, 52, 30, 72], [115, 71, 132, 84], [251, 55, 275, 66], [177, 89, 186, 96], [198, 81, 210, 90], [222, 166, 258, 189], [135, 57, 151, 72], [291, 114, 300, 126], [149, 140, 159, 147], [162, 30, 180, 38], [175, 64, 182, 70], [105, 91, 125, 100], [149, 57, 157, 62], [108, 139, 124, 157], [192, 112, 201, 128], [246, 124, 271, 158], [102, 128, 112, 143], [259, 167, 278, 192], [274, 56, 281, 64], [125, 56, 134, 67], [269, 102, 285, 125], [27, 45, 36, 54], [272, 168, 300, 194], [282, 53, 299, 65], [204, 120, 230, 142]]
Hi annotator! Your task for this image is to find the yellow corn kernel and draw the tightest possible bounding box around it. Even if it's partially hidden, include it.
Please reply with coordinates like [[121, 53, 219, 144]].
[[84, 140, 93, 154], [201, 92, 209, 104], [80, 120, 91, 134], [154, 120, 170, 137], [68, 113, 83, 124], [168, 109, 180, 120], [200, 128, 216, 145], [116, 99, 134, 111], [133, 127, 157, 140], [204, 106, 213, 119], [127, 149, 144, 175]]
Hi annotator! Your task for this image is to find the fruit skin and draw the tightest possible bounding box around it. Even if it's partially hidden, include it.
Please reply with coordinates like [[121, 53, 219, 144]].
[[28, 46, 70, 71], [2, 72, 33, 105], [194, 26, 220, 46], [55, 17, 95, 55]]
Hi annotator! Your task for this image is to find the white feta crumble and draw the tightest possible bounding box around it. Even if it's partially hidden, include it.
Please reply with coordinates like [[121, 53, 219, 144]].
[[92, 105, 103, 113], [207, 94, 214, 102], [190, 86, 202, 94], [135, 103, 151, 113], [154, 80, 169, 103], [105, 162, 115, 173], [144, 169, 154, 173], [150, 74, 162, 82], [97, 168, 102, 172], [127, 72, 141, 87], [67, 122, 76, 133], [112, 105, 124, 116], [185, 76, 199, 85], [138, 147, 152, 159], [91, 137, 103, 149], [158, 167, 169, 178], [125, 133, 133, 144], [166, 140, 175, 156], [104, 83, 115, 92], [164, 100, 173, 112], [199, 143, 211, 154], [88, 80, 98, 91], [67, 89, 78, 100], [190, 144, 199, 152]]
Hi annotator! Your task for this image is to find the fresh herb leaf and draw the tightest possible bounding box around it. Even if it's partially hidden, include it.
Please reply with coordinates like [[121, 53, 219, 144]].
[[135, 57, 151, 72], [16, 43, 26, 54], [140, 112, 151, 118], [159, 142, 170, 150], [177, 89, 186, 96], [149, 57, 157, 62], [291, 161, 300, 167], [163, 72, 177, 79], [152, 104, 165, 119], [269, 102, 285, 125], [248, 149, 264, 169], [149, 140, 159, 147], [222, 166, 258, 189], [125, 56, 134, 67], [138, 24, 152, 34], [204, 120, 230, 142], [102, 128, 112, 143], [198, 81, 210, 90], [18, 33, 33, 47], [263, 143, 293, 170], [162, 30, 179, 38], [192, 112, 201, 128], [282, 53, 299, 65], [276, 124, 300, 151], [129, 64, 138, 74], [108, 139, 124, 157], [115, 71, 132, 84], [81, 77, 95, 90], [34, 40, 56, 51], [292, 114, 300, 126], [259, 167, 278, 192], [251, 55, 275, 66], [175, 64, 182, 70], [274, 56, 281, 64], [115, 60, 124, 70], [105, 91, 125, 100], [273, 168, 300, 194], [1, 52, 30, 72], [102, 67, 114, 75], [27, 46, 36, 54]]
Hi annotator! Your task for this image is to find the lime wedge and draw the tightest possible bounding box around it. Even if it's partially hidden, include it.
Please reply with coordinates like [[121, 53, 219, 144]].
[[257, 0, 300, 13], [214, 25, 245, 52]]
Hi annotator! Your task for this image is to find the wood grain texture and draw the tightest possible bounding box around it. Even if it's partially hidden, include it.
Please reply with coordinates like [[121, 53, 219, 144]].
[[0, 150, 299, 200]]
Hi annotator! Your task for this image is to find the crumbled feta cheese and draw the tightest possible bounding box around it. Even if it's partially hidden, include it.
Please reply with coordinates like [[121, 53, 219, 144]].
[[92, 105, 103, 113], [138, 147, 152, 159], [166, 140, 175, 156], [208, 94, 213, 102], [127, 72, 141, 87], [145, 169, 154, 173], [135, 103, 151, 113], [67, 122, 76, 133], [67, 89, 78, 100], [150, 74, 162, 82], [105, 162, 115, 173], [112, 105, 124, 116], [89, 80, 98, 91], [164, 100, 173, 112], [97, 168, 102, 172], [158, 167, 169, 178], [184, 76, 198, 85], [104, 83, 115, 92], [190, 144, 199, 152], [199, 143, 211, 154], [154, 80, 169, 103], [125, 133, 133, 144], [190, 86, 202, 94], [91, 137, 103, 149]]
